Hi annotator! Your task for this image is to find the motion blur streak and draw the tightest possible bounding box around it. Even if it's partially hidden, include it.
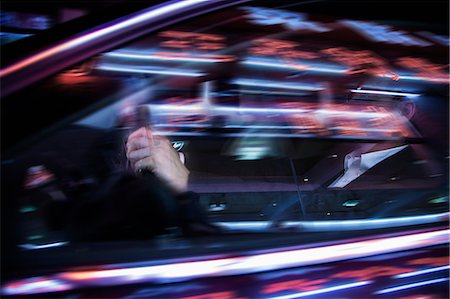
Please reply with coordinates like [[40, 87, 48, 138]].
[[242, 60, 449, 84], [266, 281, 371, 299], [147, 103, 389, 118], [350, 89, 421, 97], [2, 229, 448, 295], [375, 278, 449, 294], [19, 242, 69, 250], [217, 212, 450, 231], [96, 64, 205, 77], [0, 0, 208, 77], [395, 75, 450, 83], [2, 277, 72, 296], [242, 59, 346, 74], [231, 79, 324, 91], [394, 265, 450, 279], [104, 51, 234, 63], [285, 212, 450, 231]]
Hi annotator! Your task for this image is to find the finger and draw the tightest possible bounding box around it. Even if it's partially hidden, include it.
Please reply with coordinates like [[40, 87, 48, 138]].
[[151, 135, 170, 147], [144, 127, 154, 145], [127, 137, 151, 152], [134, 157, 155, 172], [128, 127, 154, 141], [127, 127, 147, 140], [127, 147, 151, 161]]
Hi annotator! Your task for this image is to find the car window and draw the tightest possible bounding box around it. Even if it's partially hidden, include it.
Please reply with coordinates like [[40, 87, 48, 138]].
[[2, 1, 448, 265]]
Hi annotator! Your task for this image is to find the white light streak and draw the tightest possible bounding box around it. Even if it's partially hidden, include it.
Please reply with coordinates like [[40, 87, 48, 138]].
[[242, 59, 346, 74], [213, 106, 308, 114], [330, 127, 398, 133], [19, 242, 69, 250], [149, 104, 205, 111], [266, 280, 371, 299], [285, 212, 450, 231], [394, 265, 450, 279], [2, 278, 72, 296], [350, 89, 421, 98], [153, 124, 312, 130], [216, 212, 450, 232], [375, 278, 449, 294], [96, 65, 204, 77], [150, 103, 307, 114], [232, 79, 323, 91], [104, 51, 229, 63], [223, 124, 312, 130], [315, 109, 389, 118], [395, 75, 449, 84], [149, 103, 388, 119], [236, 89, 308, 97]]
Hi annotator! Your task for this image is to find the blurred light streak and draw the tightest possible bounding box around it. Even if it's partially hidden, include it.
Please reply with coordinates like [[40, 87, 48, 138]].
[[2, 278, 72, 296], [216, 213, 450, 232], [315, 109, 389, 118], [350, 89, 421, 98], [232, 79, 324, 91], [235, 89, 308, 96], [242, 60, 448, 84], [202, 81, 211, 106], [96, 64, 205, 77], [149, 104, 205, 111], [0, 0, 209, 77], [266, 281, 371, 299], [148, 104, 308, 114], [154, 124, 206, 128], [2, 229, 448, 295], [213, 106, 308, 114], [104, 51, 233, 63], [19, 242, 69, 250], [417, 31, 450, 46], [148, 104, 389, 119], [0, 32, 32, 41], [224, 125, 312, 130], [395, 75, 449, 84], [330, 127, 398, 133], [285, 212, 450, 231], [375, 278, 449, 294], [156, 131, 320, 138], [394, 265, 450, 279], [242, 59, 346, 74], [154, 124, 311, 130], [340, 20, 432, 47]]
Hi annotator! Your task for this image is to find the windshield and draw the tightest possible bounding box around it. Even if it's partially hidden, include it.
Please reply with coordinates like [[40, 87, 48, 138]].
[[2, 0, 448, 270]]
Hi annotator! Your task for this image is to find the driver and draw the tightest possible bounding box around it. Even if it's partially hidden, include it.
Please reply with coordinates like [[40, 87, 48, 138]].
[[125, 126, 220, 237]]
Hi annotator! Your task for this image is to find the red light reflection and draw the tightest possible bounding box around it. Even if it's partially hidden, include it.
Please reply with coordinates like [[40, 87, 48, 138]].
[[332, 266, 415, 281], [250, 38, 319, 60], [397, 57, 449, 81], [159, 31, 226, 51], [321, 47, 398, 79], [263, 278, 328, 294], [409, 257, 449, 267]]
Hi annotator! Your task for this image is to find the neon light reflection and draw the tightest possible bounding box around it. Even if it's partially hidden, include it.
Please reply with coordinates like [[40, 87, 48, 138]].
[[2, 229, 448, 295], [266, 281, 372, 299], [375, 278, 449, 294], [394, 265, 450, 279]]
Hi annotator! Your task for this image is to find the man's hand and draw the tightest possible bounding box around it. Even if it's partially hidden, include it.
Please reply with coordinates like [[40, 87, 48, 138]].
[[126, 127, 189, 194]]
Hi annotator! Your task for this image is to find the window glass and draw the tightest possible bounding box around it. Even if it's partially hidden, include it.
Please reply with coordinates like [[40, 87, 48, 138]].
[[4, 2, 448, 260]]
